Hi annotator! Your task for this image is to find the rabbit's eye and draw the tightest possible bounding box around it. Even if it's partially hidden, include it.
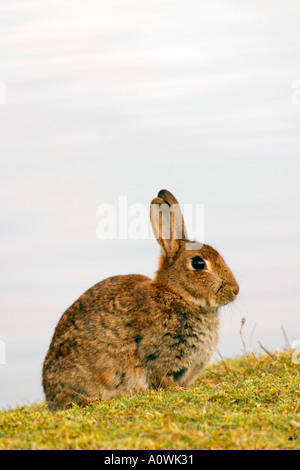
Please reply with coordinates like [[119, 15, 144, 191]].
[[191, 256, 206, 270]]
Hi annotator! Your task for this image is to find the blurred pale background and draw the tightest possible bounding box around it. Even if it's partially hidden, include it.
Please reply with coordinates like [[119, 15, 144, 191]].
[[0, 0, 299, 409]]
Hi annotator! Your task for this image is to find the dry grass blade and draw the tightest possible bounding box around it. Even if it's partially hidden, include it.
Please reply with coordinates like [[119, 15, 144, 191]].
[[258, 341, 275, 359], [290, 420, 300, 428], [249, 323, 257, 352], [216, 349, 234, 377], [250, 352, 269, 373], [240, 317, 247, 356], [281, 325, 291, 350]]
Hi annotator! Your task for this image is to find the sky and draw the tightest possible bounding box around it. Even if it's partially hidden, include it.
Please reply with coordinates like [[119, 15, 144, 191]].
[[0, 0, 299, 409]]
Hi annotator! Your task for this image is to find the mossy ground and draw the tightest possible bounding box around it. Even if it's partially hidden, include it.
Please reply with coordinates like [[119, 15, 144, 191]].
[[0, 351, 299, 450]]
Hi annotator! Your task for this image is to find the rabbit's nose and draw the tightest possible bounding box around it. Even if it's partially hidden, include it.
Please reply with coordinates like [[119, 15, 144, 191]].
[[232, 284, 239, 296]]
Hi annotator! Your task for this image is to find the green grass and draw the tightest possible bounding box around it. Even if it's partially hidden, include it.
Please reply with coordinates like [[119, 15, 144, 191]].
[[0, 351, 299, 450]]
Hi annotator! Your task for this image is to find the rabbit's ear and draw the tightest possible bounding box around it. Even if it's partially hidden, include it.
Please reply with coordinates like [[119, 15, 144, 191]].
[[157, 190, 187, 240], [150, 191, 187, 257]]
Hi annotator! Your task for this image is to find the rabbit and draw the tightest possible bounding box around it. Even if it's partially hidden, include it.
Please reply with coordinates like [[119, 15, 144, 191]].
[[42, 189, 239, 410]]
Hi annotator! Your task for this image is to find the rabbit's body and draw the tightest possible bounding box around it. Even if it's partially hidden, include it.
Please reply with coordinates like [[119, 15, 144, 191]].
[[43, 190, 238, 410], [43, 273, 220, 410]]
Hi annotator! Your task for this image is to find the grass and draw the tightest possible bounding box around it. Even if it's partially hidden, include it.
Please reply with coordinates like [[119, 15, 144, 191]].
[[0, 350, 299, 450]]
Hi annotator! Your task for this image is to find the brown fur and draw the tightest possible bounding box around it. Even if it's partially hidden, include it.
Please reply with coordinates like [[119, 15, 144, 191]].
[[42, 190, 239, 410]]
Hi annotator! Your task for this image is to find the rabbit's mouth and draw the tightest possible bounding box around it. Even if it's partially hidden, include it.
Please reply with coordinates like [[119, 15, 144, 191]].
[[215, 282, 239, 306], [215, 284, 224, 294]]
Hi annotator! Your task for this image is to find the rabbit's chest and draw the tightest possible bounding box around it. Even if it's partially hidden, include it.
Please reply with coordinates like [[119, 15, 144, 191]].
[[169, 314, 219, 362], [140, 311, 220, 379], [161, 313, 220, 384]]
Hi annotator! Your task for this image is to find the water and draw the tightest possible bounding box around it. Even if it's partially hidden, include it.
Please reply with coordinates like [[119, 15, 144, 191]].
[[0, 0, 299, 409]]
